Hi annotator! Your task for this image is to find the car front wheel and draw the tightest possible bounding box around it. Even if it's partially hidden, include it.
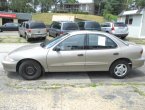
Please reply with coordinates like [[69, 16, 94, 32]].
[[109, 60, 131, 79], [19, 60, 42, 80], [0, 29, 2, 32]]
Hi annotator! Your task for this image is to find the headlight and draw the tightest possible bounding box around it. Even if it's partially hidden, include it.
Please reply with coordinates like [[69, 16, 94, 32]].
[[4, 56, 15, 62]]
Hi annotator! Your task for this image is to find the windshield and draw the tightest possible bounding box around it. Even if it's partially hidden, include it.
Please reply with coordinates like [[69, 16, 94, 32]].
[[63, 23, 79, 30], [30, 22, 46, 29], [40, 33, 69, 48], [114, 22, 127, 27]]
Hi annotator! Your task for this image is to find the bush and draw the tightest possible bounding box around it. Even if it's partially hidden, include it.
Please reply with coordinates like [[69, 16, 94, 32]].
[[53, 10, 89, 15], [103, 13, 118, 22]]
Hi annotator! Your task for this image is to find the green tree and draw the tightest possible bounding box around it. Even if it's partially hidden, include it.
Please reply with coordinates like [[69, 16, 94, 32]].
[[103, 0, 126, 15], [136, 0, 145, 9], [38, 0, 52, 12], [9, 0, 34, 12]]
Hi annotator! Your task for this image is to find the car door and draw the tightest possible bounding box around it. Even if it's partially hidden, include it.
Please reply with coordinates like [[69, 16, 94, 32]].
[[2, 24, 8, 31], [47, 34, 86, 72], [19, 23, 26, 36], [85, 34, 119, 71]]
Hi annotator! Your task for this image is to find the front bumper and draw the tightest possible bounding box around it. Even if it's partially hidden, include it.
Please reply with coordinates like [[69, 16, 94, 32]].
[[132, 57, 145, 69], [2, 60, 18, 72]]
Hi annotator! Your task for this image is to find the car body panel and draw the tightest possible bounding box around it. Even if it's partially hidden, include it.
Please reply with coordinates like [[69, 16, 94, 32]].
[[47, 49, 86, 72], [101, 22, 128, 38], [2, 31, 145, 73], [49, 21, 79, 37], [0, 23, 19, 31], [19, 21, 47, 38]]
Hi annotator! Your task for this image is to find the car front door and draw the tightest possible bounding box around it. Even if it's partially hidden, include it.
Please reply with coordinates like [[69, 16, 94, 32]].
[[85, 34, 119, 71], [47, 34, 86, 72]]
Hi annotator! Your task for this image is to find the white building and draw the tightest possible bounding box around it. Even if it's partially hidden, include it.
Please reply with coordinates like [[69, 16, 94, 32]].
[[56, 0, 94, 14], [118, 9, 145, 38]]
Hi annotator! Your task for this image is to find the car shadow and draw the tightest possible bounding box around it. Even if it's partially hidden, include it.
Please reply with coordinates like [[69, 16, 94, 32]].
[[88, 69, 145, 83], [6, 69, 145, 83], [28, 38, 46, 43]]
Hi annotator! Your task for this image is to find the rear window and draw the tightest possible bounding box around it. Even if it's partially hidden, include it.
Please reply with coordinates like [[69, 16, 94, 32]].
[[63, 23, 79, 30], [30, 22, 46, 29], [85, 22, 101, 30], [114, 23, 127, 27]]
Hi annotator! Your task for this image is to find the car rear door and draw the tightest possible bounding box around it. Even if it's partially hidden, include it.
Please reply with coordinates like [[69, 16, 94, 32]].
[[49, 22, 61, 37], [85, 34, 119, 71], [47, 34, 86, 72]]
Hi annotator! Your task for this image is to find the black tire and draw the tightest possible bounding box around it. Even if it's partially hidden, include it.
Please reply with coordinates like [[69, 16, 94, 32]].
[[121, 36, 127, 39], [109, 60, 131, 79], [19, 33, 22, 37], [0, 29, 3, 32], [25, 34, 30, 42], [19, 60, 42, 80]]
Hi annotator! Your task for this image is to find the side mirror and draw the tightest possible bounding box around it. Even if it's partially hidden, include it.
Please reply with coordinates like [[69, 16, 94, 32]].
[[54, 46, 61, 52]]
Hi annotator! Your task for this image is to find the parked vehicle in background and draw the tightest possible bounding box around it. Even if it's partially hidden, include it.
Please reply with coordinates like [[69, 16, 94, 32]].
[[101, 22, 128, 39], [0, 23, 19, 32], [77, 21, 101, 31], [19, 21, 48, 41], [48, 21, 79, 37], [2, 31, 145, 80]]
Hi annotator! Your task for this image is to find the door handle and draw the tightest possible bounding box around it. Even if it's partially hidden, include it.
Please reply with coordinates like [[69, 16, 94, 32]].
[[78, 54, 84, 56], [113, 53, 119, 55]]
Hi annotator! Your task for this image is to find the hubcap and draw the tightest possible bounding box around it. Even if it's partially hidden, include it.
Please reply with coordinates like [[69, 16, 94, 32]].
[[25, 66, 36, 75], [114, 64, 127, 77]]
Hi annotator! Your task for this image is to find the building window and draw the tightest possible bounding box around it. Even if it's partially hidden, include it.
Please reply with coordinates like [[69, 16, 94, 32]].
[[125, 15, 133, 25]]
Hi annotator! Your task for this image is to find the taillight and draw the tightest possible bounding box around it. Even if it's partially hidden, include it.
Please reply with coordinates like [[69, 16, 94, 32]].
[[60, 31, 64, 35], [27, 29, 31, 33], [112, 26, 115, 31]]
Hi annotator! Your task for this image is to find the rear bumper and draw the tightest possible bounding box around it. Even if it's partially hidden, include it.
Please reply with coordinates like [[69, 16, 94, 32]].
[[28, 33, 47, 38], [113, 33, 128, 37], [132, 57, 145, 69]]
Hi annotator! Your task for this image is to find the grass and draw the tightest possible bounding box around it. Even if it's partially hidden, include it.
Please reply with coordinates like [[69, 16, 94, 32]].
[[125, 37, 145, 45], [0, 36, 27, 43], [32, 13, 105, 25], [132, 86, 145, 97]]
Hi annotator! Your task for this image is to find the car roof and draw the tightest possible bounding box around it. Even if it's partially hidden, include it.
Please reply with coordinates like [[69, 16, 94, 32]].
[[23, 21, 44, 24], [68, 30, 108, 36], [54, 21, 76, 23], [79, 21, 99, 23]]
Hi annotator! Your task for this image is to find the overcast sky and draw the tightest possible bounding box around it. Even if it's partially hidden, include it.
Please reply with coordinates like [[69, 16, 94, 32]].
[[78, 0, 94, 3]]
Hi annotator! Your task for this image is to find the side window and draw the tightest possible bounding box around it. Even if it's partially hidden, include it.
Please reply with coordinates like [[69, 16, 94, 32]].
[[102, 23, 111, 27], [26, 24, 29, 29], [22, 23, 25, 28], [88, 34, 117, 49], [78, 22, 84, 29], [57, 34, 85, 51], [53, 22, 61, 29]]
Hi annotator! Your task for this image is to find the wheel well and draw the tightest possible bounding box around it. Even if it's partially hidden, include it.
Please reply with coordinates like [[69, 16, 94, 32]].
[[16, 59, 45, 73], [109, 58, 132, 70]]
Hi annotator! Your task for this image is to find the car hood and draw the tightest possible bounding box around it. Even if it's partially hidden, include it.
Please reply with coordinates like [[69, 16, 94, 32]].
[[9, 43, 41, 55]]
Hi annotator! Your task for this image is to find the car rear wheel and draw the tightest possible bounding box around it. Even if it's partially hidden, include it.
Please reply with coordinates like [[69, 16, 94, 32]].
[[19, 60, 42, 80], [19, 33, 22, 37], [109, 60, 131, 79]]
